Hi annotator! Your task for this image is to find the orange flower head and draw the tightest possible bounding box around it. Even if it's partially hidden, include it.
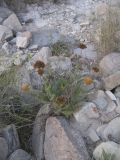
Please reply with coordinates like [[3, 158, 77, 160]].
[[33, 60, 45, 69], [21, 83, 30, 92], [83, 76, 93, 85]]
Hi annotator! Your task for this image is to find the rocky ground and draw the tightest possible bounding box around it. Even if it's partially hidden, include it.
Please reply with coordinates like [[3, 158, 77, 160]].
[[0, 0, 120, 160]]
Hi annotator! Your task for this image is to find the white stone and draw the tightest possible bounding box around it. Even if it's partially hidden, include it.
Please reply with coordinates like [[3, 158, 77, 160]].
[[88, 128, 100, 142], [105, 91, 117, 101]]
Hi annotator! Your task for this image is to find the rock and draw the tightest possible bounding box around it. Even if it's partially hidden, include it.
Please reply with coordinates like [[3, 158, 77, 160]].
[[48, 56, 72, 73], [32, 104, 52, 160], [105, 91, 117, 101], [2, 42, 17, 55], [3, 13, 22, 32], [13, 52, 27, 66], [29, 71, 43, 89], [99, 117, 120, 143], [95, 3, 109, 17], [44, 116, 90, 160], [0, 124, 20, 155], [93, 141, 120, 160], [0, 25, 13, 42], [99, 53, 120, 77], [29, 44, 38, 51], [8, 149, 32, 160], [87, 128, 100, 143], [73, 102, 100, 136], [0, 137, 8, 160], [30, 47, 52, 66], [92, 90, 108, 110], [16, 31, 32, 49], [73, 44, 97, 60], [0, 7, 12, 20], [103, 71, 120, 90]]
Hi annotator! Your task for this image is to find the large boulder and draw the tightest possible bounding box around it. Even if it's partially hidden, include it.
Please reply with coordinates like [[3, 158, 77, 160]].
[[44, 116, 90, 160]]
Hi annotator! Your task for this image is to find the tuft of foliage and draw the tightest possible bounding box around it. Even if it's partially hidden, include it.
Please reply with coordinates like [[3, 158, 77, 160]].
[[51, 41, 70, 56], [0, 67, 39, 152], [38, 71, 89, 118]]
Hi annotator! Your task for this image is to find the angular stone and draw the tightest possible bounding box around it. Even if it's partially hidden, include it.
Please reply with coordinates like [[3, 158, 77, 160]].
[[8, 149, 32, 160], [44, 116, 90, 160], [3, 13, 22, 32], [0, 137, 8, 160], [0, 25, 13, 42], [16, 31, 32, 49], [103, 71, 120, 90], [0, 124, 20, 155], [32, 104, 52, 160]]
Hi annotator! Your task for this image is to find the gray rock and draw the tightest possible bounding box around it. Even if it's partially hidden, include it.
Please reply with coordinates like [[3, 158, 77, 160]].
[[0, 25, 13, 42], [73, 44, 97, 60], [0, 7, 12, 20], [99, 53, 120, 77], [2, 42, 17, 55], [98, 117, 120, 143], [103, 71, 120, 90], [13, 52, 27, 66], [0, 124, 20, 155], [8, 149, 32, 160], [48, 56, 72, 73], [32, 104, 52, 160], [29, 44, 38, 51], [16, 31, 32, 49], [0, 137, 8, 160], [87, 128, 100, 143], [3, 13, 22, 32], [105, 91, 117, 101], [73, 102, 101, 136], [30, 47, 52, 66], [93, 141, 120, 160], [92, 90, 108, 110], [44, 116, 90, 160]]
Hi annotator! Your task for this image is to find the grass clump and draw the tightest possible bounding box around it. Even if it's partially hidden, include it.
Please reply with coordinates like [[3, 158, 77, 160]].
[[38, 71, 89, 118], [95, 6, 120, 57], [51, 41, 70, 56], [99, 150, 115, 160], [0, 67, 39, 152]]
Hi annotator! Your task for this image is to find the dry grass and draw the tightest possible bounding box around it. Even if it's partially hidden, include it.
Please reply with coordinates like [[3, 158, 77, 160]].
[[94, 5, 120, 58]]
